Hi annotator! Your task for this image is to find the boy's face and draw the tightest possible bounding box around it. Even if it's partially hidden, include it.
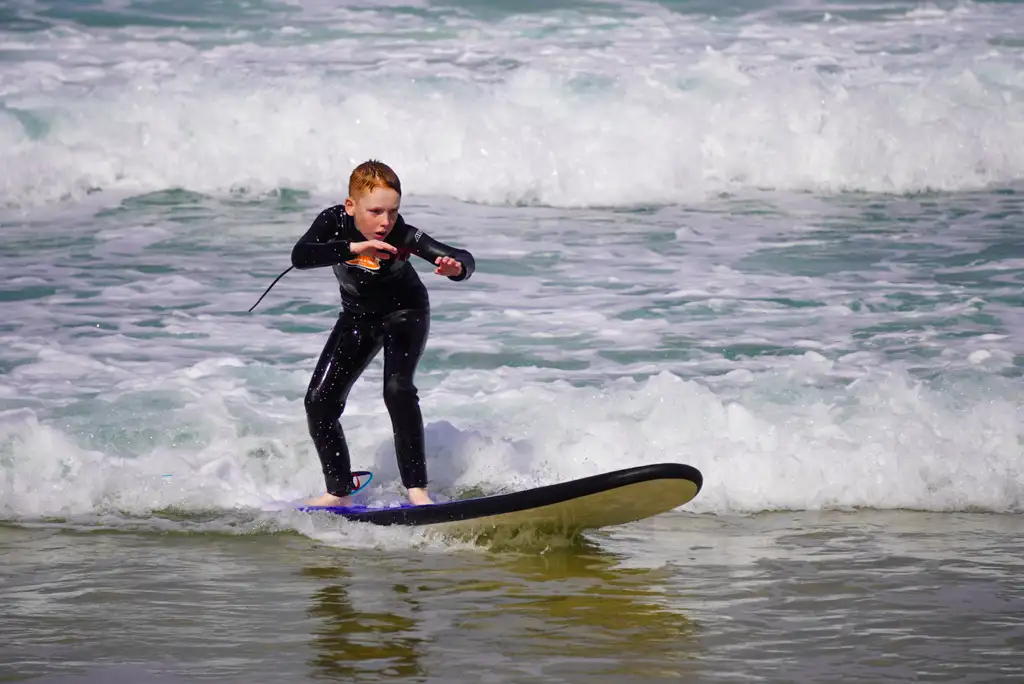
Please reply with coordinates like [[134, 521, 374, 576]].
[[345, 186, 401, 241]]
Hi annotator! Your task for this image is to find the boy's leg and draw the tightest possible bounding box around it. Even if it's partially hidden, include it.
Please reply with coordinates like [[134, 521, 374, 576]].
[[381, 308, 431, 504], [304, 312, 383, 504]]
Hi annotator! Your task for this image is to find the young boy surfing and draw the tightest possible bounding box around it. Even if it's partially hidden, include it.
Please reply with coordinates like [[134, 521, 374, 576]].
[[290, 160, 475, 508]]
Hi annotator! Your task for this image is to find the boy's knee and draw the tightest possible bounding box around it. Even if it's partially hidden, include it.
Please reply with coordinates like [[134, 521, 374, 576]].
[[305, 388, 344, 421], [383, 375, 417, 406]]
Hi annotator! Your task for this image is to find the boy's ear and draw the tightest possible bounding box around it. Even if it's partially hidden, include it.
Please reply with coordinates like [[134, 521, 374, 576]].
[[344, 196, 355, 213]]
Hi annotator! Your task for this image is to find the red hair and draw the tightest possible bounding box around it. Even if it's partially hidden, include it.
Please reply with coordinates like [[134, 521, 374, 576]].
[[348, 159, 402, 198]]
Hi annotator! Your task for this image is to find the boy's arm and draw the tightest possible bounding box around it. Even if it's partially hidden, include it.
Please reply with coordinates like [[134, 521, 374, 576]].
[[291, 208, 355, 269], [402, 221, 476, 281]]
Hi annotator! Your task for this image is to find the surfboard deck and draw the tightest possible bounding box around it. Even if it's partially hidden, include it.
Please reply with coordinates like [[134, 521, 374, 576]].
[[297, 462, 702, 539]]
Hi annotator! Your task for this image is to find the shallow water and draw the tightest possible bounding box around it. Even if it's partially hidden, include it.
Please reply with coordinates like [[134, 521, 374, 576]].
[[3, 511, 1023, 683]]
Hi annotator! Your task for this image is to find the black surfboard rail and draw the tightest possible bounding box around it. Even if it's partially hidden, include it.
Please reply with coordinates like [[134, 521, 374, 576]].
[[319, 462, 703, 527]]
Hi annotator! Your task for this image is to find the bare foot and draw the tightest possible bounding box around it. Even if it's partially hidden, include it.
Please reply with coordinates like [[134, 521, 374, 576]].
[[408, 487, 433, 506], [304, 492, 352, 507]]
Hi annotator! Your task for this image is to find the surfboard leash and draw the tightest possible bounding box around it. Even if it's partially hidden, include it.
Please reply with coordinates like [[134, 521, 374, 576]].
[[351, 471, 373, 495], [247, 266, 293, 312]]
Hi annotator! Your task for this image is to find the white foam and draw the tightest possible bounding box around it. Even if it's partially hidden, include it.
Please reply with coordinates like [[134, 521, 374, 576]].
[[1, 359, 1020, 525], [1, 2, 1022, 208]]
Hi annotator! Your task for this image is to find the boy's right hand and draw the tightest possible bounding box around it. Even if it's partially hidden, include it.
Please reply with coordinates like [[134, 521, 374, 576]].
[[350, 240, 398, 260]]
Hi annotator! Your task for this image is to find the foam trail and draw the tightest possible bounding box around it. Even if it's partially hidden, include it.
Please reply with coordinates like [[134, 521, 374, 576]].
[[2, 366, 1020, 522], [3, 63, 1022, 209]]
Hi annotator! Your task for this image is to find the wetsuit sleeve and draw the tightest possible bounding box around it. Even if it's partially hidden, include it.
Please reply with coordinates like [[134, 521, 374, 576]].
[[291, 208, 355, 269], [401, 222, 476, 282]]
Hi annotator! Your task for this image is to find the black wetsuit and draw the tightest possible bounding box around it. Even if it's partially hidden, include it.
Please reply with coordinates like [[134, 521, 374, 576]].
[[290, 204, 475, 496]]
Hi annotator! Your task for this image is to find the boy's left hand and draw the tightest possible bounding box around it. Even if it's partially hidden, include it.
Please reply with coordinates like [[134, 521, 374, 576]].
[[434, 256, 463, 277]]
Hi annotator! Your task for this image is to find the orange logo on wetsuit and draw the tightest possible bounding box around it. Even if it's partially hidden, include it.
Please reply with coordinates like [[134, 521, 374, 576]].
[[345, 255, 381, 272]]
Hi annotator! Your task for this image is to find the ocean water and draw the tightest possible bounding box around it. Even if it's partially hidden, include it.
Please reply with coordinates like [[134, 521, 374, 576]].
[[1, 0, 1023, 681]]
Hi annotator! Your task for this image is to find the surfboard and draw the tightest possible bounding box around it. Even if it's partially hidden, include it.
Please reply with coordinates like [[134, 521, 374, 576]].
[[297, 462, 702, 539]]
